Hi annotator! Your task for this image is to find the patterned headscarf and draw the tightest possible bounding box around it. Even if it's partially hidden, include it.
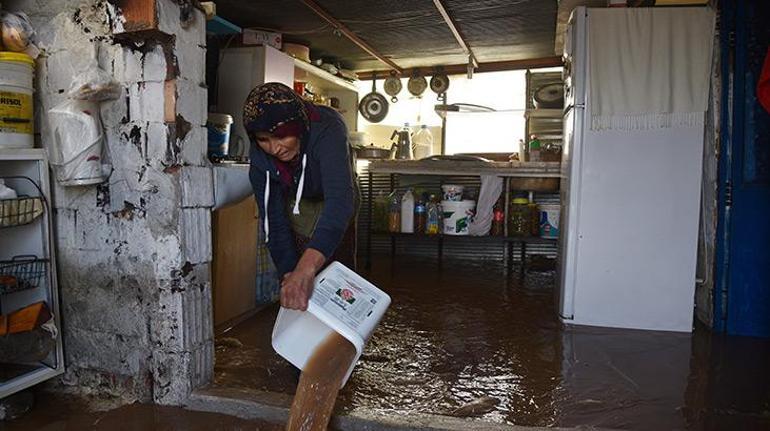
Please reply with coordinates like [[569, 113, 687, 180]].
[[242, 82, 310, 136]]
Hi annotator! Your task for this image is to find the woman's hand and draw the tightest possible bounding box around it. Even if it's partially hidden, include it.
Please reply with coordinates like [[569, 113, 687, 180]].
[[280, 269, 315, 311], [280, 248, 327, 311]]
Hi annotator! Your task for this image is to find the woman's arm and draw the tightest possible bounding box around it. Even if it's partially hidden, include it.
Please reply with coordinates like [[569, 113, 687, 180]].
[[305, 119, 356, 258]]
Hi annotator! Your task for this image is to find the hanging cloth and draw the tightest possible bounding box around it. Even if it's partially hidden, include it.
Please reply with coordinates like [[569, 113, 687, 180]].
[[588, 8, 715, 131]]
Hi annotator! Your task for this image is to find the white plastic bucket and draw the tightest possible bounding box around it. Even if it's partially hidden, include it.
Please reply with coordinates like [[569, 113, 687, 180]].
[[442, 200, 475, 235], [0, 52, 34, 149], [272, 262, 391, 388], [48, 100, 104, 186], [539, 204, 561, 238]]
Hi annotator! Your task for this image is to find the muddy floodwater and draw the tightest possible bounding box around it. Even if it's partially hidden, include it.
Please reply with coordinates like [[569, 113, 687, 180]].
[[0, 392, 282, 431], [214, 257, 770, 430]]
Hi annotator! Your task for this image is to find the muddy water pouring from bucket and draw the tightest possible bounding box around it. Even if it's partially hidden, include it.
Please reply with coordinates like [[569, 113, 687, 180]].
[[272, 262, 391, 430], [286, 332, 357, 430]]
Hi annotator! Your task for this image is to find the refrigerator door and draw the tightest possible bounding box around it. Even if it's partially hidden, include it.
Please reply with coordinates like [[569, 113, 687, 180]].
[[558, 104, 584, 320], [571, 122, 704, 332]]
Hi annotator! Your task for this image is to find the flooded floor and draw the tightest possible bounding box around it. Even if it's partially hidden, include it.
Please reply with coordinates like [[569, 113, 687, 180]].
[[0, 392, 282, 431], [214, 256, 770, 430]]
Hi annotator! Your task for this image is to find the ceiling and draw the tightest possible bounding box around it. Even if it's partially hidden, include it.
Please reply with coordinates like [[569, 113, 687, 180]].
[[214, 0, 559, 72]]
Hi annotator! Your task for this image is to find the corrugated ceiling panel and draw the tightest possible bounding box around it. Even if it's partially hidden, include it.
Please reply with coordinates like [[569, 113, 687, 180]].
[[215, 0, 558, 70]]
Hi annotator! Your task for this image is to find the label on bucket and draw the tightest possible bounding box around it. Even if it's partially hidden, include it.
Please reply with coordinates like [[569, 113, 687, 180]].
[[0, 91, 32, 134], [312, 266, 384, 331]]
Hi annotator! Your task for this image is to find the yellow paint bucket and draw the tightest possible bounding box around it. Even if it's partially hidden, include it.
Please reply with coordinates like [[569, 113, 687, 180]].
[[0, 52, 34, 149]]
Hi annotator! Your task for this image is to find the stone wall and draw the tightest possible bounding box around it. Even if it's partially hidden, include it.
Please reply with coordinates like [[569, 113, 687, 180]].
[[5, 0, 213, 404]]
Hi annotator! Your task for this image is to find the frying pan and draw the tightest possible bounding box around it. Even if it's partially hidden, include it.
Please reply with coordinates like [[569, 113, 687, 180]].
[[359, 75, 389, 123]]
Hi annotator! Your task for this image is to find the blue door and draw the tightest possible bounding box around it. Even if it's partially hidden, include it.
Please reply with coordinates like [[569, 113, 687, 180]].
[[715, 0, 770, 337]]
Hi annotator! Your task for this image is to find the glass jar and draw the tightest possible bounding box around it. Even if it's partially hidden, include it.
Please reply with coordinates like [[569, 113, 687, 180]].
[[508, 197, 531, 237]]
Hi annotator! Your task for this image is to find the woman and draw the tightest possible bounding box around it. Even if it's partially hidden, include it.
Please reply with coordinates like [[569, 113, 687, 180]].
[[244, 82, 358, 311]]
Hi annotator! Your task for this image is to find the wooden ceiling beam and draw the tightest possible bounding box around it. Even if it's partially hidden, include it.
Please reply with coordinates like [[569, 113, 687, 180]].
[[299, 0, 403, 74], [356, 56, 564, 81], [432, 0, 478, 68]]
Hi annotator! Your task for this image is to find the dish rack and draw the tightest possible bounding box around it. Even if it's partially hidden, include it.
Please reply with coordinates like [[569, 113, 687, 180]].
[[0, 255, 49, 295], [1, 176, 45, 228]]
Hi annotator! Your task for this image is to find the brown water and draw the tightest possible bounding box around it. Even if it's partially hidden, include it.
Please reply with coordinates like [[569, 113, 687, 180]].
[[0, 391, 283, 431], [214, 256, 770, 430], [286, 332, 357, 431]]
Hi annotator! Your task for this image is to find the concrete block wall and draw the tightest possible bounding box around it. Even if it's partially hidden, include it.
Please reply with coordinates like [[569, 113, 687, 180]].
[[5, 0, 213, 405]]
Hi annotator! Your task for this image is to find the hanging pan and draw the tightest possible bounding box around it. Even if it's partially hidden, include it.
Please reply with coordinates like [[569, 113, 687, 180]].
[[407, 69, 428, 97], [383, 71, 402, 103], [430, 68, 450, 96], [358, 74, 389, 123]]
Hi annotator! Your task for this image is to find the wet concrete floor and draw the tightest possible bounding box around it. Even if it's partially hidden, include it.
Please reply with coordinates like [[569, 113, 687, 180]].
[[214, 256, 770, 430], [0, 391, 283, 431]]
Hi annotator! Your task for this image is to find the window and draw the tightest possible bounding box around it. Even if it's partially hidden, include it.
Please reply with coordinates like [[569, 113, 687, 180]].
[[357, 70, 527, 155]]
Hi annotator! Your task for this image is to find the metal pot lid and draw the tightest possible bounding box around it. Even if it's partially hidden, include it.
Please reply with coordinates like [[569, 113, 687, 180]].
[[407, 74, 428, 97], [359, 92, 389, 123], [383, 73, 402, 101], [430, 74, 450, 94]]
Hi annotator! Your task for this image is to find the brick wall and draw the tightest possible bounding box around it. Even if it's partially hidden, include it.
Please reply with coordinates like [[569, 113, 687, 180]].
[[6, 0, 214, 405]]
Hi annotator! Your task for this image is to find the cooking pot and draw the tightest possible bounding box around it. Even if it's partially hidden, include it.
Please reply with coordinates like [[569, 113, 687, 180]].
[[355, 144, 392, 159]]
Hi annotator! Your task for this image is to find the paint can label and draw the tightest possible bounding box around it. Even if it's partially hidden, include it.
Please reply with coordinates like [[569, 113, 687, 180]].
[[0, 91, 32, 134]]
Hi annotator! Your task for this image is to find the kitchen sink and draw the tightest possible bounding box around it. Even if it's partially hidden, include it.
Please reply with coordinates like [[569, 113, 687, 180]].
[[213, 163, 253, 210]]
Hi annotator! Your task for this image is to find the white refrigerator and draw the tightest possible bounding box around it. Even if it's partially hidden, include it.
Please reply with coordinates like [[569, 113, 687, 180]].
[[558, 7, 704, 333]]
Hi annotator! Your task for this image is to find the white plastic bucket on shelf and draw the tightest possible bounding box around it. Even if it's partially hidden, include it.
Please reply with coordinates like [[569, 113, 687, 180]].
[[0, 52, 35, 149], [272, 262, 391, 387], [442, 200, 475, 235], [539, 204, 561, 238], [47, 99, 104, 186]]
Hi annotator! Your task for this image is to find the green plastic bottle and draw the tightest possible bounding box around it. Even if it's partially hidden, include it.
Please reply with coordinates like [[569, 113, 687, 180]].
[[528, 134, 541, 162]]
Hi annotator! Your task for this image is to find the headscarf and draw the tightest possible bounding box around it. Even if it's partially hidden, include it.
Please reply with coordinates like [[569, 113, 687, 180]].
[[242, 82, 310, 137]]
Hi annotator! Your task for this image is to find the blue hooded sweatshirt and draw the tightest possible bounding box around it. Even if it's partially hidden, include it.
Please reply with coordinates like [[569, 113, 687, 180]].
[[248, 106, 355, 276]]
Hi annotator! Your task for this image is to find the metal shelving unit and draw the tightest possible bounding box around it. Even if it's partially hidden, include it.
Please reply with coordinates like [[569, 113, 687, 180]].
[[525, 70, 564, 148], [364, 160, 562, 275], [0, 148, 64, 399]]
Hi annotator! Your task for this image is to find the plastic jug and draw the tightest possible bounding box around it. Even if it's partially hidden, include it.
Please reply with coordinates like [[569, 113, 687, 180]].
[[272, 262, 392, 387], [412, 125, 433, 159], [400, 189, 415, 233]]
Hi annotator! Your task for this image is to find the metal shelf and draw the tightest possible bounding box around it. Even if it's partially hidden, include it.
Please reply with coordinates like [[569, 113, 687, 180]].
[[293, 58, 358, 93], [525, 108, 563, 118]]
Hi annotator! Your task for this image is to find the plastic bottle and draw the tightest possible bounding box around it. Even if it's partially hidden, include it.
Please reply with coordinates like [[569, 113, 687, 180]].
[[400, 189, 415, 233], [518, 138, 529, 162], [426, 194, 441, 235], [388, 192, 401, 233], [412, 125, 434, 160], [414, 197, 427, 234], [490, 200, 505, 236], [528, 134, 541, 162], [527, 191, 540, 236], [0, 179, 18, 200]]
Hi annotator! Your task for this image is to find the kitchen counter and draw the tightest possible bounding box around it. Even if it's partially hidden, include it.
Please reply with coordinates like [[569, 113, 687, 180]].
[[367, 159, 562, 178]]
